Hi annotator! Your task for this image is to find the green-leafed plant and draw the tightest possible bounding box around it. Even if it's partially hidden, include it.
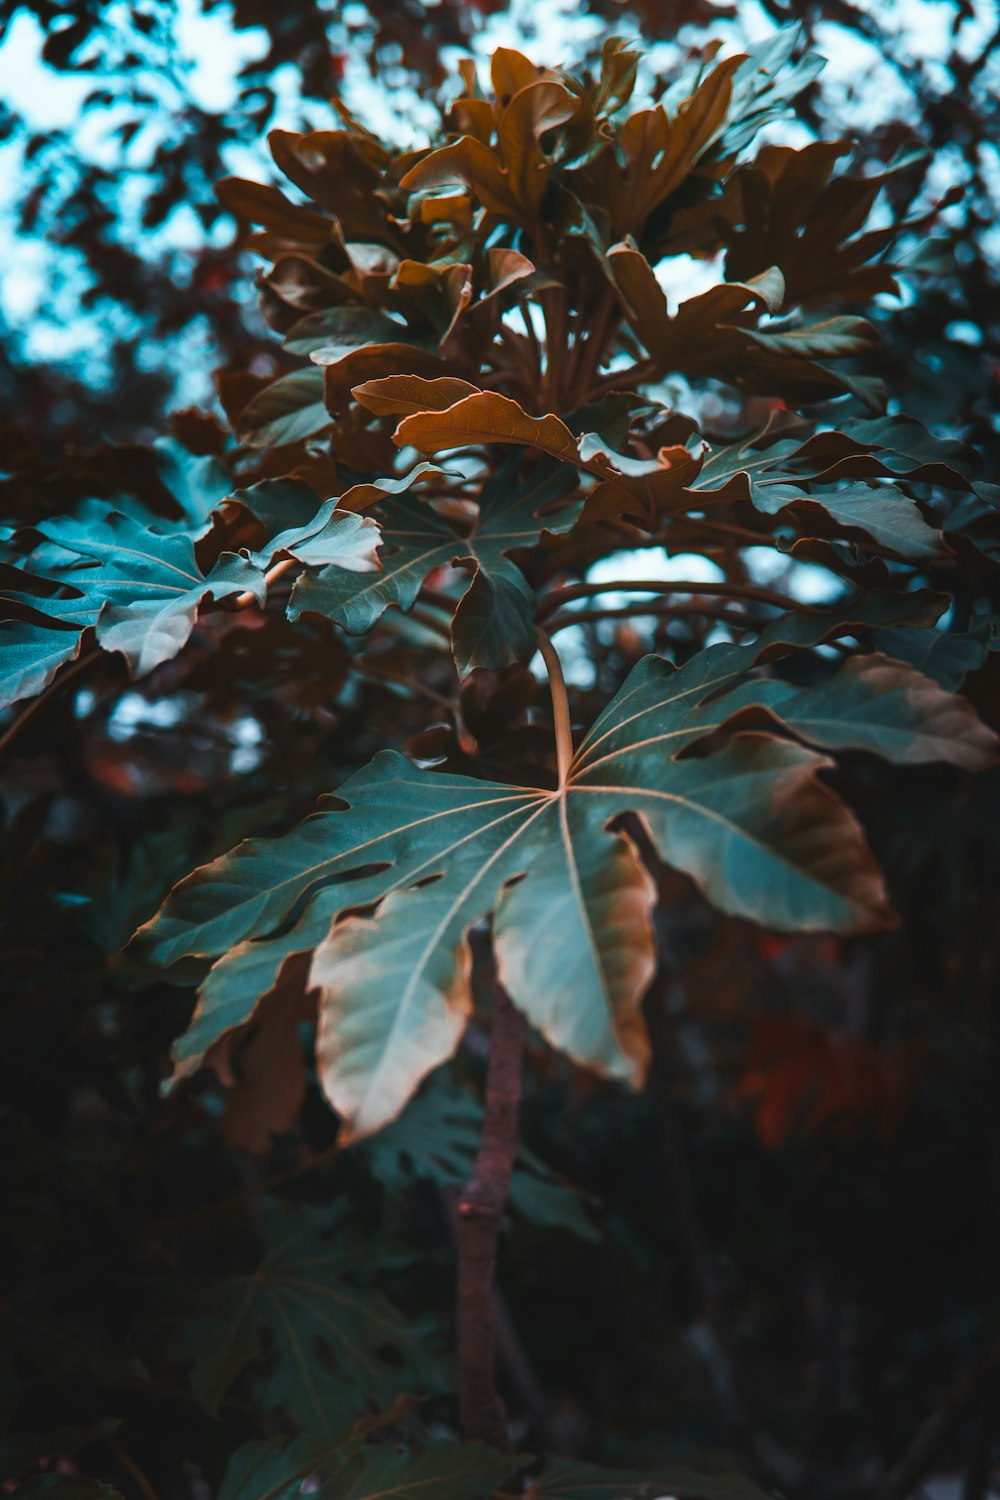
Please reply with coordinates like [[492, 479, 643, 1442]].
[[2, 29, 998, 1500]]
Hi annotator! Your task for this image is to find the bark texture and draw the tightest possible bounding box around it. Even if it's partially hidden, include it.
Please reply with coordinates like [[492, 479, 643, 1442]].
[[456, 982, 523, 1448]]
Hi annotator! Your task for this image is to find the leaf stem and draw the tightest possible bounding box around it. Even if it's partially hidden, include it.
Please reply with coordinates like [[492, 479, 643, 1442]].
[[109, 1439, 161, 1500], [536, 626, 573, 786], [234, 556, 297, 610], [456, 980, 523, 1449]]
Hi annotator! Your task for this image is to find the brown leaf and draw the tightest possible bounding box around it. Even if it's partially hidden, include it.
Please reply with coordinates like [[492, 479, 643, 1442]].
[[491, 46, 543, 102], [353, 375, 482, 417], [395, 390, 581, 463], [216, 178, 333, 248], [322, 344, 455, 400], [208, 977, 316, 1154], [268, 128, 393, 243], [575, 55, 742, 236], [608, 243, 883, 404]]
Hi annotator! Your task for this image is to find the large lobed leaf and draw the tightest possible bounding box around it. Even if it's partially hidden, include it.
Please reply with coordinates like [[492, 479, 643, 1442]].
[[172, 1211, 435, 1431], [0, 464, 384, 709], [135, 616, 995, 1140]]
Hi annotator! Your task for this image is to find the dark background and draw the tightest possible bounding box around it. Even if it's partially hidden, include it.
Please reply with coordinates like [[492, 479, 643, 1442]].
[[1, 4, 998, 1498]]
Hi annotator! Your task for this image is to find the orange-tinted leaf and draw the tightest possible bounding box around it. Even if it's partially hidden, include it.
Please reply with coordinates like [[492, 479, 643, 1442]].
[[395, 390, 580, 463], [353, 375, 482, 416]]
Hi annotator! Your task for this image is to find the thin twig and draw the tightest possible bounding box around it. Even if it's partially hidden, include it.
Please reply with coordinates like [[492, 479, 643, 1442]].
[[539, 578, 808, 617], [547, 602, 764, 636]]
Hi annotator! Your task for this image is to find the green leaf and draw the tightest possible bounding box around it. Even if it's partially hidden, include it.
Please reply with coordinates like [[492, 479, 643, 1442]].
[[218, 1398, 424, 1500], [247, 496, 380, 571], [1, 506, 265, 703], [363, 1073, 599, 1239], [219, 1432, 341, 1500], [714, 651, 999, 769], [290, 454, 577, 672], [874, 618, 997, 689], [35, 509, 263, 676], [150, 437, 235, 535], [762, 482, 948, 560], [237, 367, 332, 448], [329, 1440, 522, 1499], [606, 244, 881, 403], [0, 618, 87, 712], [173, 1212, 432, 1428], [141, 630, 999, 1137], [529, 1455, 771, 1499], [284, 306, 408, 357], [691, 426, 950, 559]]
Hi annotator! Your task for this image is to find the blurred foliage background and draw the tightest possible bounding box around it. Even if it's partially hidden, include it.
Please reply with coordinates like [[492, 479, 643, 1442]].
[[0, 2, 999, 1498]]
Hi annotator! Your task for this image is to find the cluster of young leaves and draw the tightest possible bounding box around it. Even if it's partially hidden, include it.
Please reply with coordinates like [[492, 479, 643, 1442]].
[[3, 20, 1000, 1500], [6, 0, 998, 455]]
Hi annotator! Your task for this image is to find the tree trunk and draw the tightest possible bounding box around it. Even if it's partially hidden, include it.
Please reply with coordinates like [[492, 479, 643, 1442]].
[[456, 981, 523, 1448]]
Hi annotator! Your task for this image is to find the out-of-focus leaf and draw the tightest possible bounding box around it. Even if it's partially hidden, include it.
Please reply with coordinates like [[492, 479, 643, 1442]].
[[328, 1439, 523, 1498], [0, 1423, 120, 1481], [528, 1455, 772, 1499], [364, 1073, 599, 1239], [236, 367, 332, 448], [172, 1212, 432, 1429]]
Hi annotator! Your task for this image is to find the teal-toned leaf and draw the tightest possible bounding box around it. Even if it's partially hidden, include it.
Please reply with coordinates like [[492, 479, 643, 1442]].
[[29, 510, 264, 675], [762, 482, 947, 560], [151, 437, 234, 534], [713, 651, 999, 769], [290, 454, 577, 672], [285, 306, 406, 357], [691, 425, 949, 559], [450, 555, 536, 674], [606, 241, 884, 405], [237, 367, 332, 448], [1, 504, 266, 704], [219, 1432, 338, 1500], [96, 550, 262, 674], [290, 488, 454, 634], [248, 497, 380, 571], [0, 618, 87, 711], [874, 618, 998, 689], [145, 583, 997, 1136], [363, 1073, 599, 1239], [329, 1440, 522, 1499], [173, 1212, 432, 1428], [717, 28, 825, 158], [143, 633, 962, 1137], [217, 1399, 422, 1500]]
